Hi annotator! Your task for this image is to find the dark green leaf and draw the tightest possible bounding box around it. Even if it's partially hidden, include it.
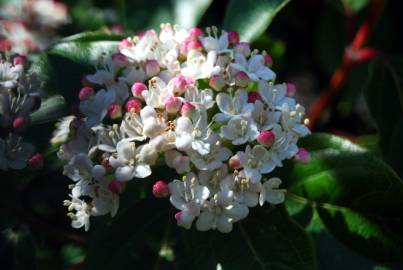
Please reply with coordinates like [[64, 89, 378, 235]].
[[364, 58, 403, 178], [174, 0, 212, 28], [223, 0, 291, 42], [345, 0, 371, 12], [280, 133, 403, 263], [30, 95, 67, 125]]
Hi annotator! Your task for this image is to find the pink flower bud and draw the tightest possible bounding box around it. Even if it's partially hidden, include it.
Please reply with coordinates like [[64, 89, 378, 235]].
[[111, 24, 124, 33], [107, 103, 122, 119], [108, 179, 125, 194], [112, 53, 127, 65], [295, 148, 310, 163], [27, 153, 44, 170], [235, 42, 251, 57], [131, 82, 147, 99], [229, 155, 242, 170], [144, 59, 160, 78], [263, 54, 273, 67], [187, 39, 202, 51], [125, 98, 142, 113], [248, 92, 262, 103], [171, 75, 188, 96], [118, 38, 132, 51], [234, 71, 250, 87], [78, 86, 94, 101], [13, 55, 27, 66], [181, 102, 195, 117], [228, 31, 240, 45], [13, 116, 28, 131], [164, 96, 182, 114], [152, 180, 170, 198], [188, 27, 204, 39], [180, 41, 189, 56], [209, 74, 226, 91], [81, 74, 91, 87], [286, 83, 296, 96], [257, 130, 275, 147]]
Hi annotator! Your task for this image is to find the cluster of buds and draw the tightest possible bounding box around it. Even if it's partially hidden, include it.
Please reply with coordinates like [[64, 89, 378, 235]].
[[57, 24, 310, 232], [0, 55, 43, 171], [0, 0, 68, 54]]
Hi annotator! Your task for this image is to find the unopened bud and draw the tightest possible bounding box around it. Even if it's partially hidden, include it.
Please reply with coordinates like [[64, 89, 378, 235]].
[[108, 179, 126, 194], [228, 31, 240, 45], [125, 98, 142, 113], [27, 153, 44, 170], [286, 83, 296, 96], [257, 130, 275, 147], [13, 54, 27, 66], [144, 59, 160, 78], [263, 53, 273, 67], [131, 82, 147, 99], [92, 165, 106, 180], [78, 86, 94, 101], [187, 39, 202, 51], [152, 180, 170, 198], [188, 27, 204, 39], [248, 92, 261, 103], [13, 116, 29, 131], [295, 148, 310, 163], [171, 75, 188, 96], [229, 155, 242, 170], [234, 71, 250, 87], [181, 102, 195, 117], [209, 74, 226, 91], [165, 96, 182, 114], [118, 38, 132, 51], [107, 103, 122, 119]]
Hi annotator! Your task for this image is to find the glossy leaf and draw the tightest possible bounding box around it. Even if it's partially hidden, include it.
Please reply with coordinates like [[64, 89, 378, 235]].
[[364, 58, 403, 178], [174, 0, 212, 28], [223, 0, 291, 42], [280, 133, 403, 263], [30, 95, 67, 125]]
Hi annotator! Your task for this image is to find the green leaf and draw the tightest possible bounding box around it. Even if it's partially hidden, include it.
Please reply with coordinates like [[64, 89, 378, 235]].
[[32, 32, 120, 104], [364, 58, 403, 178], [30, 95, 67, 125], [174, 0, 212, 28], [280, 133, 403, 263], [345, 0, 371, 12], [223, 0, 291, 42]]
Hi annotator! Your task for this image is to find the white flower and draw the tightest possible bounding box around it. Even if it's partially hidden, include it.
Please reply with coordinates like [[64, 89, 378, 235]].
[[175, 110, 210, 155], [164, 150, 191, 174], [142, 77, 170, 109], [281, 103, 310, 137], [220, 115, 259, 145], [79, 89, 114, 128], [237, 145, 274, 182], [198, 165, 229, 194], [0, 61, 23, 89], [140, 106, 167, 138], [120, 112, 147, 141], [258, 81, 295, 109], [221, 170, 262, 207], [196, 193, 249, 233], [66, 197, 92, 231], [259, 177, 286, 206], [63, 153, 93, 183], [214, 89, 254, 122], [184, 86, 215, 109], [0, 134, 34, 171], [87, 57, 121, 87], [109, 139, 152, 181], [121, 30, 159, 62], [169, 172, 210, 229], [251, 100, 281, 131], [92, 124, 125, 153], [51, 116, 75, 145], [201, 32, 229, 53], [231, 53, 276, 81], [31, 0, 68, 28], [181, 50, 220, 80]]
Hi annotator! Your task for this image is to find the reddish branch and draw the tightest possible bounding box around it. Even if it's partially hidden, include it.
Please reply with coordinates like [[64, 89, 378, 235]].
[[308, 0, 385, 129]]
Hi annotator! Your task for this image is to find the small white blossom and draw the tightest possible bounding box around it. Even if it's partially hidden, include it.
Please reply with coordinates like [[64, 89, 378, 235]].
[[231, 53, 276, 81], [259, 177, 286, 206]]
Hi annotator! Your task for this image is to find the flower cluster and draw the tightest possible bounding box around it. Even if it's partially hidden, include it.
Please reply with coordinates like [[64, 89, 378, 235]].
[[0, 0, 68, 54], [57, 24, 310, 232], [0, 55, 43, 171]]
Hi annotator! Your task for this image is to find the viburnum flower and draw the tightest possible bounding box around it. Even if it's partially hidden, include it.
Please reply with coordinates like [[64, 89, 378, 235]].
[[57, 24, 310, 232]]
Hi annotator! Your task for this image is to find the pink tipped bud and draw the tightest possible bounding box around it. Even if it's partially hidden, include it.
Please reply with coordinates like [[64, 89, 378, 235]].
[[118, 38, 132, 51], [235, 42, 251, 57], [228, 31, 240, 45], [181, 102, 195, 117], [152, 180, 170, 198], [248, 92, 261, 103], [234, 71, 250, 87], [295, 148, 310, 163], [174, 211, 183, 222], [180, 40, 189, 56], [27, 153, 44, 170], [78, 86, 94, 101], [257, 130, 275, 147], [108, 179, 126, 194], [13, 55, 27, 66], [144, 59, 160, 78], [112, 53, 127, 65], [209, 74, 226, 91], [81, 74, 91, 87], [111, 24, 124, 33], [164, 96, 182, 114], [229, 155, 242, 170], [125, 98, 142, 113], [171, 75, 188, 96], [263, 54, 273, 67], [13, 116, 28, 131], [187, 39, 202, 51], [107, 103, 122, 119], [131, 82, 147, 99], [188, 27, 204, 39], [286, 83, 296, 96]]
